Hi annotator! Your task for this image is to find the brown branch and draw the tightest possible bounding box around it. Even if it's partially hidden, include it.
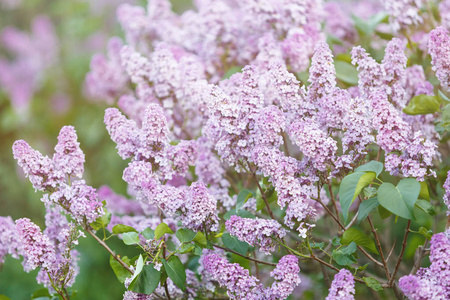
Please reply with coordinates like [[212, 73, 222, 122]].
[[410, 241, 427, 275], [389, 220, 411, 286], [85, 227, 133, 274], [366, 215, 391, 281], [212, 244, 277, 266]]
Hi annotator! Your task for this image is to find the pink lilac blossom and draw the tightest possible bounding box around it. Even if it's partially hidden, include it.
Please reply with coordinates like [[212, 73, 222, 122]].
[[269, 255, 301, 299], [98, 185, 144, 216], [15, 218, 56, 271], [12, 140, 63, 192], [0, 216, 21, 263], [443, 170, 450, 215], [326, 269, 355, 300], [307, 41, 337, 103], [85, 37, 128, 103], [428, 27, 450, 91], [225, 216, 286, 254], [399, 229, 450, 299], [381, 0, 423, 32], [53, 126, 85, 179], [183, 182, 219, 232], [441, 0, 450, 30], [201, 253, 261, 299], [289, 118, 338, 172]]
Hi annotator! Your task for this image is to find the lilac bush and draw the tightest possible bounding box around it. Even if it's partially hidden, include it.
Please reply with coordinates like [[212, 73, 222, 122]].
[[2, 0, 450, 299]]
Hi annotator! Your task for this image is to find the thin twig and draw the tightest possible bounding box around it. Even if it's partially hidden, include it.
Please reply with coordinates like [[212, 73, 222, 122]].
[[247, 162, 275, 220], [85, 227, 133, 274], [345, 212, 359, 231], [366, 215, 391, 281], [212, 244, 277, 266], [410, 241, 427, 275], [389, 220, 411, 286], [386, 239, 397, 263]]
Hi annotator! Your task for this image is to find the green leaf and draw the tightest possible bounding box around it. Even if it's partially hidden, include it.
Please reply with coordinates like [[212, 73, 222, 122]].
[[222, 233, 249, 255], [438, 103, 450, 130], [378, 205, 392, 219], [122, 232, 140, 245], [332, 236, 341, 246], [352, 12, 388, 37], [142, 228, 155, 240], [176, 228, 197, 243], [357, 197, 380, 224], [438, 89, 450, 102], [193, 232, 207, 247], [155, 223, 173, 240], [236, 189, 253, 211], [310, 242, 324, 249], [130, 264, 161, 295], [377, 178, 420, 220], [129, 255, 144, 283], [178, 243, 195, 254], [113, 224, 137, 234], [32, 289, 50, 299], [415, 199, 437, 216], [363, 187, 377, 198], [0, 296, 12, 300], [363, 277, 383, 291], [355, 263, 370, 272], [418, 227, 433, 240], [332, 242, 357, 266], [419, 182, 430, 201], [339, 172, 376, 222], [334, 60, 359, 85], [355, 161, 384, 177], [90, 209, 112, 231], [223, 209, 256, 220], [222, 66, 242, 79], [161, 256, 186, 291], [403, 94, 440, 115], [341, 228, 378, 254], [110, 255, 131, 283], [193, 245, 203, 256]]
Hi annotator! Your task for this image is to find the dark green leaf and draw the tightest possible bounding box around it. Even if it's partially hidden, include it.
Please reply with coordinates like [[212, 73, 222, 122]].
[[357, 197, 379, 224], [377, 179, 420, 220], [355, 161, 384, 177], [363, 277, 383, 291], [341, 228, 378, 254], [355, 263, 370, 272], [110, 255, 131, 283], [130, 264, 161, 295], [193, 232, 207, 247], [236, 189, 253, 211], [32, 289, 50, 299], [339, 172, 376, 222], [193, 245, 203, 256], [310, 242, 324, 249], [176, 228, 197, 243], [332, 242, 357, 266], [222, 233, 249, 255], [403, 94, 440, 115], [332, 237, 341, 246], [142, 228, 155, 240], [178, 243, 195, 254], [122, 232, 140, 245], [415, 199, 437, 216], [378, 205, 392, 219], [161, 256, 186, 291], [155, 223, 173, 240], [334, 60, 359, 85], [166, 240, 176, 252], [113, 224, 137, 234]]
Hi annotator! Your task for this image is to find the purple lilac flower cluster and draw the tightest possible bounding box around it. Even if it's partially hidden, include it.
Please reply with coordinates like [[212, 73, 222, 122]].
[[399, 229, 450, 299], [201, 253, 301, 299], [326, 269, 355, 300], [225, 215, 286, 254]]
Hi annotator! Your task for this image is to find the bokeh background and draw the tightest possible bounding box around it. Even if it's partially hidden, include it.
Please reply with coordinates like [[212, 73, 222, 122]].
[[0, 0, 191, 299]]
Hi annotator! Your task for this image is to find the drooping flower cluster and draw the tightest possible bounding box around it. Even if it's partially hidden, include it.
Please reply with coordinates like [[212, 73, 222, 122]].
[[428, 27, 450, 92], [399, 229, 450, 299], [443, 171, 450, 215], [269, 255, 301, 299], [225, 215, 286, 254], [326, 269, 355, 300], [0, 216, 22, 264]]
